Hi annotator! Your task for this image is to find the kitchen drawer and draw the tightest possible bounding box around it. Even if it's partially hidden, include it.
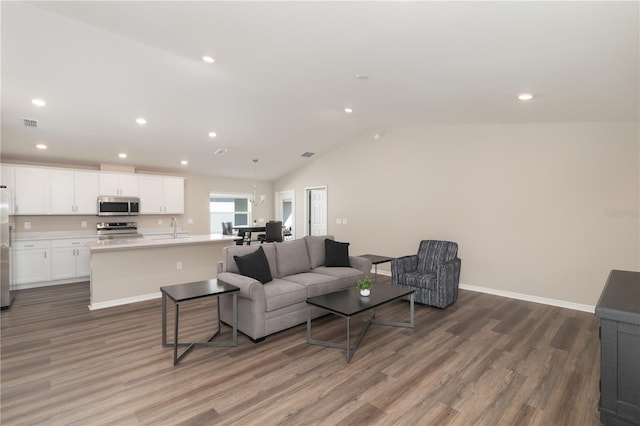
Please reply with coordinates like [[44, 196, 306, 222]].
[[14, 240, 49, 250], [51, 238, 96, 248]]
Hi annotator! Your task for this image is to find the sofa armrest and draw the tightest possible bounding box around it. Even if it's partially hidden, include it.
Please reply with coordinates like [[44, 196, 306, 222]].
[[217, 272, 265, 301], [349, 256, 373, 275]]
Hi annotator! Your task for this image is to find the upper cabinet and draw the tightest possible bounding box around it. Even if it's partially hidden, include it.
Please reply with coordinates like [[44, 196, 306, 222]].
[[50, 170, 99, 215], [138, 175, 184, 214], [14, 167, 50, 215], [4, 164, 183, 216], [99, 173, 138, 197]]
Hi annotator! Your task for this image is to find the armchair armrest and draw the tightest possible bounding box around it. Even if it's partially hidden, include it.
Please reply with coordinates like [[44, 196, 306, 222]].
[[349, 256, 373, 276], [436, 258, 461, 289], [392, 255, 418, 274], [216, 272, 265, 301]]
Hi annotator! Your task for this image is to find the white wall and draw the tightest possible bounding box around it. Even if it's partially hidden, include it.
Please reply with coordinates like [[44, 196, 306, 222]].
[[274, 122, 640, 306]]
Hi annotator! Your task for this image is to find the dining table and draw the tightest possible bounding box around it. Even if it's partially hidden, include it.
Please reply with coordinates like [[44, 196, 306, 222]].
[[232, 225, 266, 245]]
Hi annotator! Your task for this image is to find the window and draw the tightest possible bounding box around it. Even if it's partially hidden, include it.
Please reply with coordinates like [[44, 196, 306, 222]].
[[210, 193, 251, 233]]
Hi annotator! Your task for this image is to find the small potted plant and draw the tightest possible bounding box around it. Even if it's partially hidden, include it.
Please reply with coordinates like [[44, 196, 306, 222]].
[[357, 276, 373, 296]]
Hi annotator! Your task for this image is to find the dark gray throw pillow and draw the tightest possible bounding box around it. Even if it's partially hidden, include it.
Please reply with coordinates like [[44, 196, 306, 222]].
[[234, 246, 273, 284], [325, 239, 350, 267]]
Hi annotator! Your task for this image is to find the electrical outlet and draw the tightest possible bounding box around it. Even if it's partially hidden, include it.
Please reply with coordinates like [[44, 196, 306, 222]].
[[81, 221, 87, 228], [24, 222, 31, 229], [158, 219, 163, 225], [259, 218, 265, 223], [176, 261, 183, 270], [336, 218, 342, 224], [187, 218, 193, 225], [343, 218, 348, 225]]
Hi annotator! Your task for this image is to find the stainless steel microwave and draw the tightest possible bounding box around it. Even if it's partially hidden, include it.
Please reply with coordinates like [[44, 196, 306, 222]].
[[97, 196, 140, 216]]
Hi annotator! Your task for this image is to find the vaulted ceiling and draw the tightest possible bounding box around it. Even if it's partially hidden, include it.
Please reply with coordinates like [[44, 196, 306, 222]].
[[2, 1, 638, 180]]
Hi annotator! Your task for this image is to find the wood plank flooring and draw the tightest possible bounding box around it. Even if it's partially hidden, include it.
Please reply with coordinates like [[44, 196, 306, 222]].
[[1, 276, 601, 425]]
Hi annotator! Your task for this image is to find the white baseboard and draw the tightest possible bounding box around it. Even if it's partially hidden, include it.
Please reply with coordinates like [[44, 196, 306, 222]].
[[89, 292, 161, 311], [459, 283, 595, 313], [372, 267, 595, 313]]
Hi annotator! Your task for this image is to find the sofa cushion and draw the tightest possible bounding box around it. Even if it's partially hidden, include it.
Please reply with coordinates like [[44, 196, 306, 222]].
[[304, 235, 334, 268], [290, 273, 359, 298], [234, 246, 273, 284], [311, 266, 362, 280], [223, 243, 278, 278], [325, 239, 350, 267], [276, 239, 311, 277], [264, 278, 307, 312]]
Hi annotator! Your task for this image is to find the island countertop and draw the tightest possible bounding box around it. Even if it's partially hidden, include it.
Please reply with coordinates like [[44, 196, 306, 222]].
[[85, 234, 239, 252]]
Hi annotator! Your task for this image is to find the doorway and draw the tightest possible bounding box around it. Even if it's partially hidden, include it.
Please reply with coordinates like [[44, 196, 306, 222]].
[[275, 190, 295, 239], [305, 186, 327, 236]]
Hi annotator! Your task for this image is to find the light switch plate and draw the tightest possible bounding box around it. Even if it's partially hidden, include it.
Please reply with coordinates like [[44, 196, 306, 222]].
[[343, 218, 348, 225], [24, 222, 31, 229], [187, 218, 193, 224], [158, 219, 163, 225], [336, 218, 342, 224]]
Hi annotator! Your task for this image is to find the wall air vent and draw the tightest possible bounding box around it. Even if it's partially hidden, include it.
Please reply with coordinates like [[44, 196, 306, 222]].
[[22, 118, 38, 128], [301, 152, 315, 158]]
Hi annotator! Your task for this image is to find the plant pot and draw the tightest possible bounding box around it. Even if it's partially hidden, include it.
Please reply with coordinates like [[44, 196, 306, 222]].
[[359, 288, 370, 296]]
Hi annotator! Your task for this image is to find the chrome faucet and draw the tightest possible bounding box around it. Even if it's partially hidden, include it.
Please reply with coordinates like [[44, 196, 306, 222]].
[[170, 217, 178, 239]]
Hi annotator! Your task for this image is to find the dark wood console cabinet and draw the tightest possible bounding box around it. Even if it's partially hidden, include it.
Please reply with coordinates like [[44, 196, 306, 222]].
[[595, 270, 640, 426]]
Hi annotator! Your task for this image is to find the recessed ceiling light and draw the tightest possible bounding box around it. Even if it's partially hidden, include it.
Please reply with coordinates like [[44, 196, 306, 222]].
[[355, 74, 369, 80], [181, 160, 188, 165], [344, 108, 353, 114], [518, 93, 534, 101], [202, 56, 215, 63], [301, 152, 315, 158], [208, 131, 217, 138], [32, 99, 46, 107], [136, 117, 147, 125], [36, 144, 47, 150], [118, 153, 127, 159]]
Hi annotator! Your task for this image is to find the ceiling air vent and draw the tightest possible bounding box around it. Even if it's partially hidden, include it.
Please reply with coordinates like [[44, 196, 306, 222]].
[[214, 148, 228, 156], [22, 118, 38, 128], [301, 152, 315, 158]]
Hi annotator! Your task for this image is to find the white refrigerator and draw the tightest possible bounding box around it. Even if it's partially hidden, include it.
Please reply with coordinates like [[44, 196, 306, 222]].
[[1, 185, 14, 308]]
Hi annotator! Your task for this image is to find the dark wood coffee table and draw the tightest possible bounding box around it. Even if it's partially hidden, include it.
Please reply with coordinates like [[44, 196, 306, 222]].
[[306, 283, 415, 362], [161, 279, 239, 365]]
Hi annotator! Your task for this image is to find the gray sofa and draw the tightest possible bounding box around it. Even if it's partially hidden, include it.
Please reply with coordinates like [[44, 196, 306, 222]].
[[216, 235, 372, 341]]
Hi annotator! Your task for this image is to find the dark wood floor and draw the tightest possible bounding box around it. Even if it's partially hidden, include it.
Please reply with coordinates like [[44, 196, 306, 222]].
[[1, 276, 601, 425]]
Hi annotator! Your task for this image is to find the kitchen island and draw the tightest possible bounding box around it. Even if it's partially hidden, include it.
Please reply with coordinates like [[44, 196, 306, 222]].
[[86, 234, 238, 310]]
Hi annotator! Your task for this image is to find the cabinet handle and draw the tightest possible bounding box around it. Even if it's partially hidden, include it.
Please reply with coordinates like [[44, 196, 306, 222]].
[[24, 244, 34, 248], [44, 252, 47, 259], [15, 205, 19, 213]]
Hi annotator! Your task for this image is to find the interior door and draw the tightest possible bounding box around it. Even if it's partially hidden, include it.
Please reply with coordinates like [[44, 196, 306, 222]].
[[308, 187, 327, 236]]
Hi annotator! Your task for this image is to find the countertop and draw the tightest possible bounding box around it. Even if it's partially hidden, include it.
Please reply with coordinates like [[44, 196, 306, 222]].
[[85, 234, 238, 251]]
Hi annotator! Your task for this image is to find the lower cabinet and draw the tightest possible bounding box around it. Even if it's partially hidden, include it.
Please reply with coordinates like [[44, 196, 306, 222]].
[[13, 238, 93, 288], [51, 239, 91, 280], [13, 240, 51, 285]]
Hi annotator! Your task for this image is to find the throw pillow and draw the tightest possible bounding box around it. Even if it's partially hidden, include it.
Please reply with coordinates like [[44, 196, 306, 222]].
[[325, 239, 350, 267], [234, 246, 273, 284]]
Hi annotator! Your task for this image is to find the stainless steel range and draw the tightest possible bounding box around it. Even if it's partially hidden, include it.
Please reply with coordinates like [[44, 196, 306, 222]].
[[96, 222, 143, 240]]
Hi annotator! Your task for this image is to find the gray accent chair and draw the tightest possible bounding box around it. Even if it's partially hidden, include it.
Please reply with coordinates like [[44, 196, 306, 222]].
[[391, 240, 461, 308]]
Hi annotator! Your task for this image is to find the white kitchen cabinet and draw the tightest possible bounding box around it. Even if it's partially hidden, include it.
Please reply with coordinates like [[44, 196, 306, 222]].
[[99, 173, 138, 196], [13, 240, 50, 285], [14, 167, 50, 215], [51, 239, 92, 280], [50, 170, 99, 214], [138, 175, 184, 214]]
